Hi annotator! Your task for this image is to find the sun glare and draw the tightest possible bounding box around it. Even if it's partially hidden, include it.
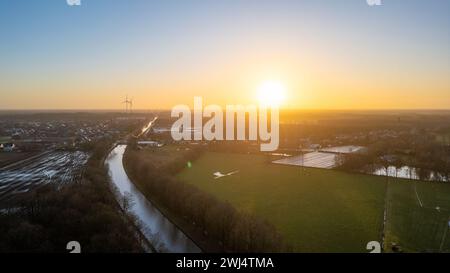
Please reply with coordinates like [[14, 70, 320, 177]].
[[257, 80, 286, 108]]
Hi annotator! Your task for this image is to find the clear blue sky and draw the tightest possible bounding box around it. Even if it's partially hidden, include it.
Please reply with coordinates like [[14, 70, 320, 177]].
[[0, 0, 449, 109]]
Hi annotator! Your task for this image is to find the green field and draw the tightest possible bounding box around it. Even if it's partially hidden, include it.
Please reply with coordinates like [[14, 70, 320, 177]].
[[177, 152, 450, 252], [436, 133, 450, 145], [178, 152, 386, 252], [385, 180, 450, 252]]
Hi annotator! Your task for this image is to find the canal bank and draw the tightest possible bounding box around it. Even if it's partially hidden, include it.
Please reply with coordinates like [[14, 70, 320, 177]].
[[105, 144, 201, 253]]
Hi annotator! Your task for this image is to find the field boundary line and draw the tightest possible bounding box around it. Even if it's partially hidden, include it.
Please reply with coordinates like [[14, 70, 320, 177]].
[[381, 178, 389, 252], [414, 183, 424, 208]]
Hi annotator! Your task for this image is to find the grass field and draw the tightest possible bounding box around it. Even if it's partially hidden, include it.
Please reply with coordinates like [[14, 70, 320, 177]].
[[385, 180, 450, 252], [177, 152, 387, 252], [436, 133, 450, 145], [177, 151, 450, 252]]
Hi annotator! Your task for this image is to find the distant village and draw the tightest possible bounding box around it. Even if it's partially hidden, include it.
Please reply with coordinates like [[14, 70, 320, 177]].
[[0, 113, 149, 167], [1, 110, 449, 182]]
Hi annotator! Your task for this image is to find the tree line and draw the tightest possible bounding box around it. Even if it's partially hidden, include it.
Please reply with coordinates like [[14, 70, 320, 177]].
[[124, 146, 290, 252], [337, 134, 450, 181]]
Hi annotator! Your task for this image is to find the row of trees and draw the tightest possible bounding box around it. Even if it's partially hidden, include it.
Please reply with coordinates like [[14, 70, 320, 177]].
[[0, 140, 143, 253], [337, 135, 450, 181], [124, 147, 289, 252]]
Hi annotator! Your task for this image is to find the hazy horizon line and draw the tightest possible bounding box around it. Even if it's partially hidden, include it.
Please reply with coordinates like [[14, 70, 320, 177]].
[[1, 108, 450, 112]]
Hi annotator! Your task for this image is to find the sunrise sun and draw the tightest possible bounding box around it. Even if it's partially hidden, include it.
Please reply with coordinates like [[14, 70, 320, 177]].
[[257, 80, 286, 108]]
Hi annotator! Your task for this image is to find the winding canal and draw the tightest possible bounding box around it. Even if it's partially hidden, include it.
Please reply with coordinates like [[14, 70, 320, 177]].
[[105, 123, 200, 253]]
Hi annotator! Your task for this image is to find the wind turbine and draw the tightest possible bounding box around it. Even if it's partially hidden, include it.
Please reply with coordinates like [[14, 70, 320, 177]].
[[129, 98, 133, 113], [122, 95, 132, 113]]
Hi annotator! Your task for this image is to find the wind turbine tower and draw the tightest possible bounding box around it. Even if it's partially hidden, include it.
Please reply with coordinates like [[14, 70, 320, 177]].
[[122, 95, 132, 114], [129, 98, 133, 113]]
